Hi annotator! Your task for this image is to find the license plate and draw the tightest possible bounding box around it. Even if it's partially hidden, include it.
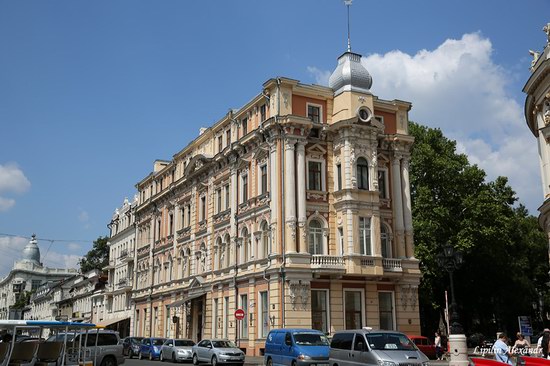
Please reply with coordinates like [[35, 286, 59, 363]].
[[317, 363, 329, 366]]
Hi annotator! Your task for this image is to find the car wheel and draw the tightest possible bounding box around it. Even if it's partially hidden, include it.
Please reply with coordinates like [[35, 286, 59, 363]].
[[100, 356, 117, 366], [291, 361, 297, 366], [161, 352, 165, 362], [129, 350, 134, 359], [172, 353, 176, 363], [211, 355, 217, 366], [139, 352, 143, 360], [193, 354, 199, 365], [150, 352, 154, 361], [266, 358, 273, 366]]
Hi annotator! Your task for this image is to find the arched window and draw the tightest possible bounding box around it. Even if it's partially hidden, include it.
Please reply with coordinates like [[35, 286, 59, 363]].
[[184, 248, 191, 277], [215, 237, 223, 271], [260, 221, 270, 259], [167, 255, 173, 282], [224, 234, 231, 268], [178, 249, 184, 279], [381, 224, 391, 258], [240, 228, 249, 264], [308, 220, 324, 255], [357, 157, 369, 190], [154, 258, 161, 284]]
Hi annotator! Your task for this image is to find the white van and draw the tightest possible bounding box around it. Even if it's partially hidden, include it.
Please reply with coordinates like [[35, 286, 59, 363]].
[[329, 329, 429, 366]]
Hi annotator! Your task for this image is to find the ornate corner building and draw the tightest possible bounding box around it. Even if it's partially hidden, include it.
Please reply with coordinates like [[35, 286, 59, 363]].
[[130, 50, 421, 355], [524, 24, 550, 259]]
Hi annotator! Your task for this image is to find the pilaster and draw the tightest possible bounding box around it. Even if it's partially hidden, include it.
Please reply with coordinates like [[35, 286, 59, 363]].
[[284, 139, 297, 253], [401, 157, 414, 258], [296, 141, 307, 253], [391, 155, 405, 258]]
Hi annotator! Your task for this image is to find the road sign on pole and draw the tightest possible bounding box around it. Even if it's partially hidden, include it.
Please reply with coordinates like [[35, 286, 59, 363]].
[[235, 309, 245, 320]]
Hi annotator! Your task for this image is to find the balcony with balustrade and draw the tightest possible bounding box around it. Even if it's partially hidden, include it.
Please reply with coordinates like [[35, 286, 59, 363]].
[[310, 255, 345, 275]]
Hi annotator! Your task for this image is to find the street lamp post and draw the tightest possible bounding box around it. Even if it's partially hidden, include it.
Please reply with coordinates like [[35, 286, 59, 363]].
[[437, 243, 463, 334]]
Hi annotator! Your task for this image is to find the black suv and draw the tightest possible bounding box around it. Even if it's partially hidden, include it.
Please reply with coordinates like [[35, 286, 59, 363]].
[[121, 337, 143, 358]]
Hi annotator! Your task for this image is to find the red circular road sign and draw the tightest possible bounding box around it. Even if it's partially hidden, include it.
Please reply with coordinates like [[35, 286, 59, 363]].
[[235, 309, 245, 320]]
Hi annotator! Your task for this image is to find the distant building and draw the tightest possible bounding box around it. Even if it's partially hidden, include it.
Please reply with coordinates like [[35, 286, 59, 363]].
[[0, 235, 78, 319], [524, 24, 550, 259]]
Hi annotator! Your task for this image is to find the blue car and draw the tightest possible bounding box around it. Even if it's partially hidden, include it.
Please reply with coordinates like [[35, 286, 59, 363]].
[[264, 329, 329, 366], [139, 337, 167, 360]]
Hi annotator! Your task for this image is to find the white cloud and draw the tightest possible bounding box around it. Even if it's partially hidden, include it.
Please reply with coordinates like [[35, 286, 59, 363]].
[[42, 252, 81, 270], [0, 163, 30, 212], [308, 33, 540, 212], [67, 243, 82, 252], [306, 66, 331, 86], [0, 236, 29, 277], [78, 210, 89, 223]]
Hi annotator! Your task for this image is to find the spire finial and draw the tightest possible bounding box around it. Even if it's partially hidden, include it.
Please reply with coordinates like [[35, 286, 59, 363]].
[[344, 0, 352, 52]]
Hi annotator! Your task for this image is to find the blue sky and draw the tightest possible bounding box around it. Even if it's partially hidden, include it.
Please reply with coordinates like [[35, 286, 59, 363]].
[[0, 0, 548, 275]]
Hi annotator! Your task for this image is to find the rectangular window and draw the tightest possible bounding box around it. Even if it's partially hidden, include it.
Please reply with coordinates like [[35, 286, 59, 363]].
[[240, 294, 248, 338], [213, 298, 218, 338], [157, 219, 161, 240], [260, 165, 268, 194], [337, 164, 342, 190], [260, 291, 269, 337], [200, 196, 206, 222], [217, 188, 222, 213], [378, 170, 387, 198], [308, 161, 322, 191], [224, 296, 229, 338], [344, 290, 363, 329], [225, 185, 230, 210], [186, 205, 191, 227], [180, 208, 185, 230], [218, 135, 223, 153], [169, 213, 173, 235], [359, 217, 372, 255], [165, 306, 170, 337], [338, 227, 344, 256], [379, 292, 395, 330], [153, 306, 158, 333], [226, 129, 231, 146], [242, 118, 248, 136], [242, 175, 248, 203], [260, 104, 266, 122], [308, 105, 321, 123], [311, 290, 328, 334]]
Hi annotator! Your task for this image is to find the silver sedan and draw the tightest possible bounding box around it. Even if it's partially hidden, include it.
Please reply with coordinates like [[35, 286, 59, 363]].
[[160, 338, 196, 363], [192, 339, 245, 366]]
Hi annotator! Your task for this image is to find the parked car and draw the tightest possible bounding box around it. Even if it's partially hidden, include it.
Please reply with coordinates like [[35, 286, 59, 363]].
[[264, 328, 330, 366], [191, 339, 245, 366], [408, 335, 436, 359], [47, 329, 125, 366], [160, 338, 195, 362], [121, 337, 143, 358], [330, 329, 429, 366], [140, 337, 167, 360]]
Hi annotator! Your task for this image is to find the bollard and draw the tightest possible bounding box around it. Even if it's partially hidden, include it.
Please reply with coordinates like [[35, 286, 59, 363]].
[[449, 334, 469, 366]]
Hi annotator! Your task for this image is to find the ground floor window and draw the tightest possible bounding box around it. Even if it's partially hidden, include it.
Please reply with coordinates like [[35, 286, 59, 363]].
[[240, 294, 248, 338], [260, 291, 269, 337], [344, 290, 363, 329], [311, 290, 329, 334], [379, 291, 395, 330]]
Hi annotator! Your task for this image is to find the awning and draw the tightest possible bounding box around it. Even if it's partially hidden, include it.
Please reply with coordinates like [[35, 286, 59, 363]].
[[96, 316, 129, 327], [168, 293, 204, 308]]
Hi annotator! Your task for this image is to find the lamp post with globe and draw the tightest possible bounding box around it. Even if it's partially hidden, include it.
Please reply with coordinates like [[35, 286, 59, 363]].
[[437, 243, 467, 366]]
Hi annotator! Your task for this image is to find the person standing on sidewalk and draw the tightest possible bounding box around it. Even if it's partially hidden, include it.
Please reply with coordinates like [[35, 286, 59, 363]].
[[494, 333, 513, 365], [513, 333, 530, 356], [435, 331, 443, 360]]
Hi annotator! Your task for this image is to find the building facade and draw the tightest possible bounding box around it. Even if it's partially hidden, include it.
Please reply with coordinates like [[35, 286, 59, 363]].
[[131, 49, 421, 355], [524, 24, 550, 258], [0, 235, 78, 319]]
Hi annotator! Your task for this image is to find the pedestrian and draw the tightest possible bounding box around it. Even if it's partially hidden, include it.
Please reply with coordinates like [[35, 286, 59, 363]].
[[494, 333, 513, 365], [513, 332, 530, 356], [538, 329, 550, 357], [435, 331, 443, 360], [542, 331, 550, 359]]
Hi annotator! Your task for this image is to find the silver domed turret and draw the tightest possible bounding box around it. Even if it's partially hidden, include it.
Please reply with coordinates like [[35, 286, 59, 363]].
[[329, 51, 372, 96], [22, 234, 41, 265]]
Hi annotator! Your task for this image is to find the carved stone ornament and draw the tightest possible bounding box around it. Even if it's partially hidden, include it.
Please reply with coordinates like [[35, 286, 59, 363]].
[[289, 281, 310, 310], [283, 93, 289, 109], [544, 23, 550, 43]]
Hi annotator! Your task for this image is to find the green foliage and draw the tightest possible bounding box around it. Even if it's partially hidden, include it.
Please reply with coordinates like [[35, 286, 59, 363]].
[[12, 291, 32, 309], [79, 236, 109, 273], [410, 122, 549, 336]]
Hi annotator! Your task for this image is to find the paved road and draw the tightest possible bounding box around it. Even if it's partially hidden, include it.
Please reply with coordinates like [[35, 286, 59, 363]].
[[122, 356, 450, 366]]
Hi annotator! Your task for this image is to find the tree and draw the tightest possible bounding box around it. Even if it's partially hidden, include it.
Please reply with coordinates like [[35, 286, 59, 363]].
[[409, 122, 549, 337], [79, 236, 109, 273]]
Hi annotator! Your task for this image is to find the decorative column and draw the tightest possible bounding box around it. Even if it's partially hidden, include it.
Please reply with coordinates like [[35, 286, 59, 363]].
[[343, 138, 352, 189], [371, 212, 381, 256], [284, 139, 297, 253], [269, 139, 279, 254], [296, 141, 308, 253], [391, 155, 405, 258], [401, 157, 414, 258]]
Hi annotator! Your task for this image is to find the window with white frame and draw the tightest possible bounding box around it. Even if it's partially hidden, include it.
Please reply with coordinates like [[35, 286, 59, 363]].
[[240, 294, 248, 338], [359, 217, 372, 255], [260, 164, 268, 195], [378, 169, 388, 198], [308, 220, 324, 255], [241, 174, 248, 203], [378, 291, 395, 330], [311, 290, 329, 333], [357, 157, 369, 190], [344, 290, 364, 329], [260, 291, 269, 337], [240, 228, 249, 264], [260, 221, 270, 259], [225, 184, 230, 210], [216, 188, 222, 213], [308, 161, 322, 191], [381, 224, 391, 258], [307, 103, 322, 123]]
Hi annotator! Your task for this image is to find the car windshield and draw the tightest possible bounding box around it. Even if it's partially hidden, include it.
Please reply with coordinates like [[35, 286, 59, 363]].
[[153, 339, 166, 346], [293, 333, 329, 346], [131, 338, 143, 344], [212, 340, 236, 348], [175, 340, 194, 347], [366, 333, 417, 351]]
